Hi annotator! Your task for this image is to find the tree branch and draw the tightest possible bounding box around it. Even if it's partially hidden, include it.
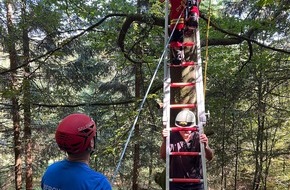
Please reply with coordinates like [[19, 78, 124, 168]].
[[33, 99, 135, 108], [0, 13, 127, 75], [200, 13, 290, 54]]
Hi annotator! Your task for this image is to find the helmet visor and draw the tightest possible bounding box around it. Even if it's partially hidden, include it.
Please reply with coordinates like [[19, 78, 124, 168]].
[[176, 121, 194, 127]]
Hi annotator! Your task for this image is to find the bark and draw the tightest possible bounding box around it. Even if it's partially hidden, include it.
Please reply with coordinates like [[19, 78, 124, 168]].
[[132, 47, 142, 190], [6, 1, 22, 189], [253, 72, 267, 190], [131, 2, 144, 189], [21, 0, 33, 189]]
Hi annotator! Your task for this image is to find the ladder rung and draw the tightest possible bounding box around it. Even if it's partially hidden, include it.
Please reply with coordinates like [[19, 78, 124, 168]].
[[170, 42, 195, 48], [170, 178, 203, 183], [170, 127, 198, 132], [170, 104, 196, 109], [169, 61, 196, 67], [170, 82, 195, 87], [183, 42, 195, 47], [182, 61, 196, 66], [170, 41, 182, 48], [170, 152, 200, 156]]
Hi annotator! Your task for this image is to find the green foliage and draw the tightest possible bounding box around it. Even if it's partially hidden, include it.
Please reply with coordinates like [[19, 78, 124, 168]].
[[0, 0, 289, 189]]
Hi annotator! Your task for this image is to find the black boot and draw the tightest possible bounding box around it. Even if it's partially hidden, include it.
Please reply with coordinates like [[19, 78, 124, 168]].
[[186, 6, 199, 30]]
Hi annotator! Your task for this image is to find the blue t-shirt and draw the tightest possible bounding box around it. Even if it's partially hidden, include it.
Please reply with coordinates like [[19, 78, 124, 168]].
[[41, 160, 112, 190]]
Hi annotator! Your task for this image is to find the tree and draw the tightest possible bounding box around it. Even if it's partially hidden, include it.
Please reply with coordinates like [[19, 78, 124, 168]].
[[0, 0, 289, 189], [5, 1, 22, 189], [21, 0, 33, 188]]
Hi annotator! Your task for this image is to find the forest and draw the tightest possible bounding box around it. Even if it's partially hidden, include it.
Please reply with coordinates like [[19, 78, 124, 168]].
[[0, 0, 289, 190]]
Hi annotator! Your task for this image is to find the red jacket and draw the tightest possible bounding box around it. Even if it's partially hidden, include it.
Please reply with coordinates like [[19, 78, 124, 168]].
[[169, 0, 186, 30]]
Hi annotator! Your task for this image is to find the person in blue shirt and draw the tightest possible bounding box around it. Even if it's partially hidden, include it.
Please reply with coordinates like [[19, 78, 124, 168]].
[[41, 113, 112, 190]]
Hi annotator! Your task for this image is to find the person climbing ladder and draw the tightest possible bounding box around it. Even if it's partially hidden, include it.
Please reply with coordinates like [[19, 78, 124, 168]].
[[160, 0, 185, 64], [159, 0, 201, 65], [160, 110, 214, 190]]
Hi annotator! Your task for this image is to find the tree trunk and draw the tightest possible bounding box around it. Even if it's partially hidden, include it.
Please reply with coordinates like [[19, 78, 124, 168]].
[[221, 107, 226, 190], [132, 61, 141, 190], [234, 113, 239, 190], [21, 0, 33, 189], [131, 1, 144, 188], [6, 1, 22, 189], [253, 74, 266, 190]]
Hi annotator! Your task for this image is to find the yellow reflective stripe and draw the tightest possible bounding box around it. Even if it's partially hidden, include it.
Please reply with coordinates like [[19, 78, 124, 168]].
[[170, 19, 185, 25]]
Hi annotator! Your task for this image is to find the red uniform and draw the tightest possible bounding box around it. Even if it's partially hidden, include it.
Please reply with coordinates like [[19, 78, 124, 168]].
[[163, 0, 201, 64], [169, 0, 186, 31]]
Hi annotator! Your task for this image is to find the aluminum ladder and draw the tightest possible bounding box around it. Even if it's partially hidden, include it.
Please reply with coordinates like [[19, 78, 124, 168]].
[[162, 0, 208, 189]]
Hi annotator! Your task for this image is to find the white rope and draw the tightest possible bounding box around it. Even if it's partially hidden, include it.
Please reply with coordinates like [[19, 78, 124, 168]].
[[111, 44, 168, 184]]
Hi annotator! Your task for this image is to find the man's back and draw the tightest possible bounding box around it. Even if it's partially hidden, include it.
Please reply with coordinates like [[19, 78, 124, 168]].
[[41, 160, 111, 190]]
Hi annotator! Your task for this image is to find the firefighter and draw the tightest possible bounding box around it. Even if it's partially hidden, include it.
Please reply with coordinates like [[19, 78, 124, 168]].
[[160, 110, 213, 190]]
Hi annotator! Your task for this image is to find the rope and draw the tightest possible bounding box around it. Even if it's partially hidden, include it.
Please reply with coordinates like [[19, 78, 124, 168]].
[[203, 0, 212, 97], [110, 9, 184, 184], [111, 43, 167, 184]]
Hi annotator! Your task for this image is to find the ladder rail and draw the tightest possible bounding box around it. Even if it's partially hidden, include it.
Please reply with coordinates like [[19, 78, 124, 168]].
[[163, 1, 187, 190], [163, 1, 170, 189], [195, 26, 208, 190]]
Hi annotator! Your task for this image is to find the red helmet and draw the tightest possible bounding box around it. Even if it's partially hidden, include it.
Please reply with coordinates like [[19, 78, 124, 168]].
[[55, 113, 96, 154]]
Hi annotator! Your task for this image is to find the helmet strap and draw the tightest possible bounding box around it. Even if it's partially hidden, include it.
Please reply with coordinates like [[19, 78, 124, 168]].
[[88, 137, 96, 156]]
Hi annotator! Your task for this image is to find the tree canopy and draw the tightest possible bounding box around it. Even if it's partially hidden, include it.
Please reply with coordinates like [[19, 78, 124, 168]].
[[0, 0, 289, 189]]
